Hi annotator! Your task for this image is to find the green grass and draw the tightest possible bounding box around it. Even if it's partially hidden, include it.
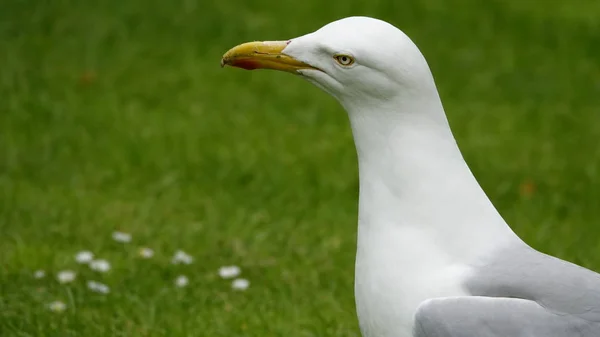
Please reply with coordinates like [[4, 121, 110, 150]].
[[1, 0, 599, 335]]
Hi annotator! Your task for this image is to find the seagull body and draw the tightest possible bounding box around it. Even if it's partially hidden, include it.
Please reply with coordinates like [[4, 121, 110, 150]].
[[222, 16, 600, 337]]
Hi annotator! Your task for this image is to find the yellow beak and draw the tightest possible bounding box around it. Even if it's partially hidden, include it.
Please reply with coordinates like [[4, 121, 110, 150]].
[[221, 40, 318, 74]]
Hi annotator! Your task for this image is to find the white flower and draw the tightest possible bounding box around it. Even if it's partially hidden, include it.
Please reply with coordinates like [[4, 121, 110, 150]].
[[112, 231, 132, 243], [87, 280, 110, 294], [56, 270, 76, 284], [33, 270, 46, 279], [138, 247, 154, 259], [75, 251, 94, 264], [48, 300, 67, 312], [231, 278, 250, 291], [90, 259, 111, 273], [175, 275, 189, 288], [218, 265, 241, 279], [171, 250, 193, 265]]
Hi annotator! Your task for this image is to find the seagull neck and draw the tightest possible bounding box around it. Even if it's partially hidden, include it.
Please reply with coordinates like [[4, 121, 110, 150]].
[[344, 94, 515, 257]]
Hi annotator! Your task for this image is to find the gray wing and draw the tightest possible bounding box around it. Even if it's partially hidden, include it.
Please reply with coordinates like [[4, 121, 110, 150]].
[[415, 243, 600, 336], [414, 296, 599, 337], [466, 243, 600, 323]]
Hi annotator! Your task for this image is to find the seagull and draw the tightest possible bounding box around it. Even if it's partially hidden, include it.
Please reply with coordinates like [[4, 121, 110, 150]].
[[221, 16, 600, 337]]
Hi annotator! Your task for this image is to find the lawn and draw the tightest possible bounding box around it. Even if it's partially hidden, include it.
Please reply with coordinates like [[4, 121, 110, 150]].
[[1, 0, 599, 336]]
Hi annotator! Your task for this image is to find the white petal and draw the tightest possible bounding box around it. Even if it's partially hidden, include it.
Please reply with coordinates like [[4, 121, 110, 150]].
[[87, 280, 110, 294], [34, 270, 46, 279], [218, 265, 241, 279], [139, 247, 154, 258], [231, 278, 250, 291], [97, 283, 110, 294], [175, 275, 189, 287], [56, 270, 76, 284], [171, 250, 193, 265], [48, 300, 67, 312], [112, 231, 132, 243], [89, 259, 111, 273], [75, 251, 94, 264]]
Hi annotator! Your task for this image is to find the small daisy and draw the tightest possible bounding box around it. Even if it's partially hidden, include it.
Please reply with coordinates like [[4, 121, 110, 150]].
[[33, 270, 46, 279], [231, 278, 250, 291], [171, 250, 193, 265], [112, 231, 132, 243], [218, 265, 241, 279], [87, 280, 110, 294], [48, 300, 67, 312], [56, 270, 76, 284], [75, 250, 94, 264], [138, 247, 154, 259], [175, 275, 189, 288], [90, 259, 111, 273]]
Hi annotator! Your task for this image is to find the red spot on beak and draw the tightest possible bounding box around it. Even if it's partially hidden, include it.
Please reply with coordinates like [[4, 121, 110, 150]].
[[233, 59, 262, 70]]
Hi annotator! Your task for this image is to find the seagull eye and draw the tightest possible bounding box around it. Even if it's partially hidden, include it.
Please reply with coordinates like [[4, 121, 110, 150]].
[[334, 54, 355, 66]]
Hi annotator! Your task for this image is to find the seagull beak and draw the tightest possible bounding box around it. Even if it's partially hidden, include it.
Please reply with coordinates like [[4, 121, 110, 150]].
[[221, 41, 318, 74]]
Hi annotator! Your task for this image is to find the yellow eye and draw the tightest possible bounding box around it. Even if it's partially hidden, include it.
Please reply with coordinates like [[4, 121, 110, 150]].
[[334, 54, 355, 66]]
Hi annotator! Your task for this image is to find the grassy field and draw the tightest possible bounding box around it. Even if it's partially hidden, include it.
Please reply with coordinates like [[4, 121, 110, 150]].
[[1, 0, 599, 336]]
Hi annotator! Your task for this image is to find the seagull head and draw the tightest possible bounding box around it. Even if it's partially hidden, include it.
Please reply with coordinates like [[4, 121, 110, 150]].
[[221, 17, 492, 255], [222, 16, 437, 109]]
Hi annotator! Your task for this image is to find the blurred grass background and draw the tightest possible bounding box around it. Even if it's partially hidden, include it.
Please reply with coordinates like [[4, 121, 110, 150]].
[[0, 0, 599, 336]]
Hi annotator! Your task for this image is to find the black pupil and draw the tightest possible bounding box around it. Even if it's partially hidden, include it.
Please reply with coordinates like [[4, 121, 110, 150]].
[[341, 57, 347, 63]]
